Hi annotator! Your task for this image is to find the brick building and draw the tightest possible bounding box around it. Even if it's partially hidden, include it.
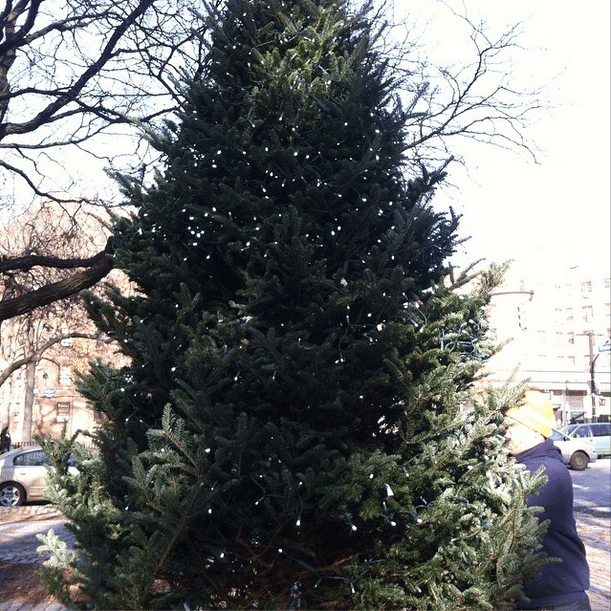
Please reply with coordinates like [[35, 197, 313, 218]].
[[0, 201, 126, 446]]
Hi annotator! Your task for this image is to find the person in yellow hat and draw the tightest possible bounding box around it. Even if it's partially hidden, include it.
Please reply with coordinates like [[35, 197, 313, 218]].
[[505, 390, 591, 610]]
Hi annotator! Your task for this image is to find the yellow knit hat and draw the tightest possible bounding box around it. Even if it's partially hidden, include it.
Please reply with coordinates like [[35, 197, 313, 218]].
[[506, 390, 554, 438]]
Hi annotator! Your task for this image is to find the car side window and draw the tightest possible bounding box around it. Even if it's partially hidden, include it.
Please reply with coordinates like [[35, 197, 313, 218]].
[[592, 423, 611, 436], [573, 425, 592, 438], [13, 450, 51, 467]]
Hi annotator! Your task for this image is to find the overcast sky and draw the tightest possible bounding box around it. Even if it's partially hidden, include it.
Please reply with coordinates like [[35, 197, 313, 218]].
[[395, 0, 610, 280]]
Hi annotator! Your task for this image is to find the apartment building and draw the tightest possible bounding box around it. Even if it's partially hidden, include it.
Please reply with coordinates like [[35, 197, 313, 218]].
[[483, 263, 611, 426], [0, 328, 127, 446], [0, 200, 121, 445]]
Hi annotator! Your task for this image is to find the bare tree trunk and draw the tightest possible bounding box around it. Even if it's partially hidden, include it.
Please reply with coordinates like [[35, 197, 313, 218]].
[[22, 360, 36, 443], [0, 383, 10, 441]]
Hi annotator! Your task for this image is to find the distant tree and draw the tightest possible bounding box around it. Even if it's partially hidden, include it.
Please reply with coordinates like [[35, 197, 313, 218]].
[[0, 0, 209, 321], [0, 234, 114, 323], [0, 313, 97, 440], [0, 202, 114, 440], [0, 200, 113, 318], [41, 1, 547, 608]]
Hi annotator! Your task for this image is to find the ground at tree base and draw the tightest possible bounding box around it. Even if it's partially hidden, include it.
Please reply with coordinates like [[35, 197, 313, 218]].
[[0, 509, 608, 609], [0, 560, 59, 606], [0, 507, 69, 607]]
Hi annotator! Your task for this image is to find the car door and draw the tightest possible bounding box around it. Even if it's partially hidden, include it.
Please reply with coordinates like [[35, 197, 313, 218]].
[[12, 449, 51, 501]]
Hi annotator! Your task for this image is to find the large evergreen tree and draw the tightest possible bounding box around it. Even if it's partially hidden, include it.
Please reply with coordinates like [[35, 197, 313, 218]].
[[41, 1, 547, 608]]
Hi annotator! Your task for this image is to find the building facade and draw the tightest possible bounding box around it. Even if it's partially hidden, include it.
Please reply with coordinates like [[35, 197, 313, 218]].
[[483, 264, 611, 426], [0, 330, 125, 446], [1, 200, 121, 446]]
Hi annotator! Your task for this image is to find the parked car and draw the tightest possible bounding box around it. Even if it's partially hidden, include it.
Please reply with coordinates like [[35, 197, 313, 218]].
[[0, 445, 74, 506], [549, 429, 598, 470], [556, 422, 611, 457]]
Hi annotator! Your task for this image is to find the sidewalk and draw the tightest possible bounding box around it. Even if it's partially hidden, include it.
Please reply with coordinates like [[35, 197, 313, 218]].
[[0, 506, 70, 611], [575, 508, 611, 611], [0, 604, 66, 611]]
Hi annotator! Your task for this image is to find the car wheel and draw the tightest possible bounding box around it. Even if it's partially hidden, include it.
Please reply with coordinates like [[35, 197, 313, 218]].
[[569, 451, 589, 471], [0, 482, 26, 506]]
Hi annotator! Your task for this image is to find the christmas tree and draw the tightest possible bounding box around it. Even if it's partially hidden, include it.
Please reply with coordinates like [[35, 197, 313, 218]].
[[41, 1, 548, 608]]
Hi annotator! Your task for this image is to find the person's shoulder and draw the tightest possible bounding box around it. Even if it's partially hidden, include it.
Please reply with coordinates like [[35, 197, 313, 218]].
[[520, 443, 570, 478], [538, 452, 573, 495], [543, 452, 570, 477]]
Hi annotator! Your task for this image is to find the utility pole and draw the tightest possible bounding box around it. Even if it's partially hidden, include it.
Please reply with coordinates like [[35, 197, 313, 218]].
[[587, 332, 599, 422]]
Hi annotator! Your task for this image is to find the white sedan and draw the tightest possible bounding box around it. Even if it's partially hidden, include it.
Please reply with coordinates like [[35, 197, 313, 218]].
[[0, 445, 57, 506]]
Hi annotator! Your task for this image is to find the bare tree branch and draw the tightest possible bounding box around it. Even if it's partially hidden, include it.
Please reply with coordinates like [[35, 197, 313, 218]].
[[0, 0, 544, 322], [1, 0, 156, 139], [1, 0, 206, 202], [0, 330, 96, 386], [0, 236, 113, 322], [0, 237, 113, 273]]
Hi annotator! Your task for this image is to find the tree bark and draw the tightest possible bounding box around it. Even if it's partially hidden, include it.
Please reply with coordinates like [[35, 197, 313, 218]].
[[22, 361, 36, 443]]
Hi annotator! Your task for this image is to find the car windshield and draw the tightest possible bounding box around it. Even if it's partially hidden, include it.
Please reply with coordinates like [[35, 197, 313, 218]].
[[549, 430, 566, 441], [560, 425, 579, 435]]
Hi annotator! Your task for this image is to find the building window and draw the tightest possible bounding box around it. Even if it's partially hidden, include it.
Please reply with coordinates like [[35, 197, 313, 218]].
[[604, 278, 610, 289], [581, 281, 592, 295], [566, 308, 573, 322], [57, 402, 71, 422], [568, 332, 575, 345], [582, 306, 593, 323]]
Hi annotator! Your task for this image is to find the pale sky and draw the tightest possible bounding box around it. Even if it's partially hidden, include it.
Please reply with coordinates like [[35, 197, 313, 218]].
[[395, 0, 611, 280]]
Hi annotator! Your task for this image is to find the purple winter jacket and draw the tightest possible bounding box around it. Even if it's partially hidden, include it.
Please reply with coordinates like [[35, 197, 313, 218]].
[[515, 438, 590, 609]]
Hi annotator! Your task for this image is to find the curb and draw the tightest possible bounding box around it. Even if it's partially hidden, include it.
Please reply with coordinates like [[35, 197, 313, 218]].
[[0, 505, 64, 520]]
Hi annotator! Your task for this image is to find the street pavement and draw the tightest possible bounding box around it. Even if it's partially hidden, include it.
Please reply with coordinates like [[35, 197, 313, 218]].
[[0, 505, 71, 611], [0, 518, 74, 565], [0, 461, 609, 610], [570, 458, 611, 611]]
